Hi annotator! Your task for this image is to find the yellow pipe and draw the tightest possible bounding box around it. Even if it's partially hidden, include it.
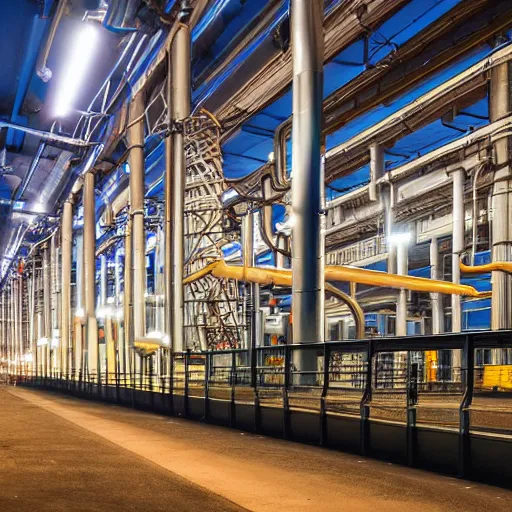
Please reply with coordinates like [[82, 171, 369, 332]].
[[184, 261, 366, 339], [324, 265, 488, 298], [184, 261, 490, 341], [460, 261, 512, 274]]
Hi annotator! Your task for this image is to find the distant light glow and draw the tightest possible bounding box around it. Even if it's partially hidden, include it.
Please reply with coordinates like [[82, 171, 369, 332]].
[[25, 353, 33, 363], [55, 24, 99, 117], [51, 338, 59, 348], [33, 202, 46, 214], [37, 337, 49, 346], [146, 331, 163, 340], [75, 308, 85, 319], [388, 232, 412, 246]]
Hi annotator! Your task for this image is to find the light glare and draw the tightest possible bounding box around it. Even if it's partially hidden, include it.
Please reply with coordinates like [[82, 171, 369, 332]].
[[55, 24, 99, 117]]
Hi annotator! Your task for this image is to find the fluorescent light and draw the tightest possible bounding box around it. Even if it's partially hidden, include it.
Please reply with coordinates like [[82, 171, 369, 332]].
[[388, 232, 412, 246], [55, 24, 99, 117]]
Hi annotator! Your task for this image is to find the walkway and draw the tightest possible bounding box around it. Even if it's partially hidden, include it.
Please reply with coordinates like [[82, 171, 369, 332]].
[[2, 387, 512, 511]]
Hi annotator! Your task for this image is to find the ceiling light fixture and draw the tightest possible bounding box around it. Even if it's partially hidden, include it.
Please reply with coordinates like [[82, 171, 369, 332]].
[[55, 23, 99, 118]]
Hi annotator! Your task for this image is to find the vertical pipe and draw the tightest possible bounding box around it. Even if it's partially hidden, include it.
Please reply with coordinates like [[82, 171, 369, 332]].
[[170, 23, 191, 352], [123, 217, 133, 379], [13, 278, 19, 374], [83, 170, 98, 378], [61, 199, 72, 377], [491, 62, 512, 335], [127, 93, 146, 343], [164, 47, 173, 348], [43, 245, 51, 376], [430, 237, 444, 334], [50, 233, 58, 374], [291, 0, 324, 350], [369, 143, 384, 202], [242, 214, 254, 351], [100, 254, 107, 307], [75, 232, 84, 377], [396, 242, 408, 336], [452, 169, 464, 333]]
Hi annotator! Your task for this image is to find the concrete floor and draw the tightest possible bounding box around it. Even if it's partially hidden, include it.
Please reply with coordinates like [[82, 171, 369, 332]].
[[2, 388, 512, 512]]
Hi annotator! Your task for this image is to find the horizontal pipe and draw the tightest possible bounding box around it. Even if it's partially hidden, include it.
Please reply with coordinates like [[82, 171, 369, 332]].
[[461, 261, 512, 274], [185, 261, 490, 299], [0, 121, 99, 147], [182, 262, 358, 340]]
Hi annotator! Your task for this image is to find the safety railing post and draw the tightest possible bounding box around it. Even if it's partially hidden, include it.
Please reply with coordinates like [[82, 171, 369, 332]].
[[360, 340, 373, 456], [169, 350, 175, 415], [253, 347, 261, 433], [406, 350, 417, 467], [459, 334, 474, 478], [184, 349, 190, 417], [283, 344, 291, 439], [319, 344, 331, 446], [204, 351, 210, 422], [230, 351, 236, 427]]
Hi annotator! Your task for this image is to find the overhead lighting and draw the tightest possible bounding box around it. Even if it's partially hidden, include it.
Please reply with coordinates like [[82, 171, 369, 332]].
[[55, 23, 99, 118], [388, 232, 412, 246]]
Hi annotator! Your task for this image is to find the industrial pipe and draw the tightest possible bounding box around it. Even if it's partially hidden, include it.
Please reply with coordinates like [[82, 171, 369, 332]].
[[461, 261, 512, 273], [83, 170, 98, 378], [451, 168, 464, 332], [170, 22, 191, 352], [60, 199, 72, 377], [184, 260, 365, 340], [290, 0, 324, 347], [430, 238, 444, 334], [490, 61, 512, 332], [36, 0, 68, 82], [127, 93, 147, 344]]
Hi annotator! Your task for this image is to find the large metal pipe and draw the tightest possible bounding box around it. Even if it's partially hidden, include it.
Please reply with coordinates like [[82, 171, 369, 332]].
[[170, 23, 191, 351], [369, 143, 384, 202], [83, 171, 98, 377], [452, 169, 465, 332], [123, 217, 133, 373], [60, 199, 72, 377], [430, 238, 444, 334], [396, 242, 408, 336], [491, 62, 512, 332], [164, 45, 173, 348], [43, 244, 51, 376], [128, 93, 147, 344], [290, 0, 324, 348]]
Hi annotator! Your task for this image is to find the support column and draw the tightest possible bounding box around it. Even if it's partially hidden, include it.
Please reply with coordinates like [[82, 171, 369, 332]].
[[83, 171, 98, 379], [128, 93, 146, 345], [123, 217, 133, 379], [452, 169, 465, 333], [169, 23, 191, 352], [43, 245, 51, 377], [291, 0, 324, 354], [60, 199, 72, 378], [396, 242, 408, 337], [75, 232, 84, 378], [369, 143, 384, 202], [491, 62, 512, 335], [430, 238, 444, 334]]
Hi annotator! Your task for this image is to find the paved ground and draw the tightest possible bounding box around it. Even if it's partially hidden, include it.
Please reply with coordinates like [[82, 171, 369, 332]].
[[3, 387, 512, 512]]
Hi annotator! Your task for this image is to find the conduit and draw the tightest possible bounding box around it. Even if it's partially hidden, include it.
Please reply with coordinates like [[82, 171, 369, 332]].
[[460, 261, 512, 274], [185, 260, 495, 341], [183, 260, 365, 339]]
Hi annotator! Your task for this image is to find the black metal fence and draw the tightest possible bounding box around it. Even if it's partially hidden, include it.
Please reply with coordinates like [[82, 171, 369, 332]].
[[14, 330, 512, 486]]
